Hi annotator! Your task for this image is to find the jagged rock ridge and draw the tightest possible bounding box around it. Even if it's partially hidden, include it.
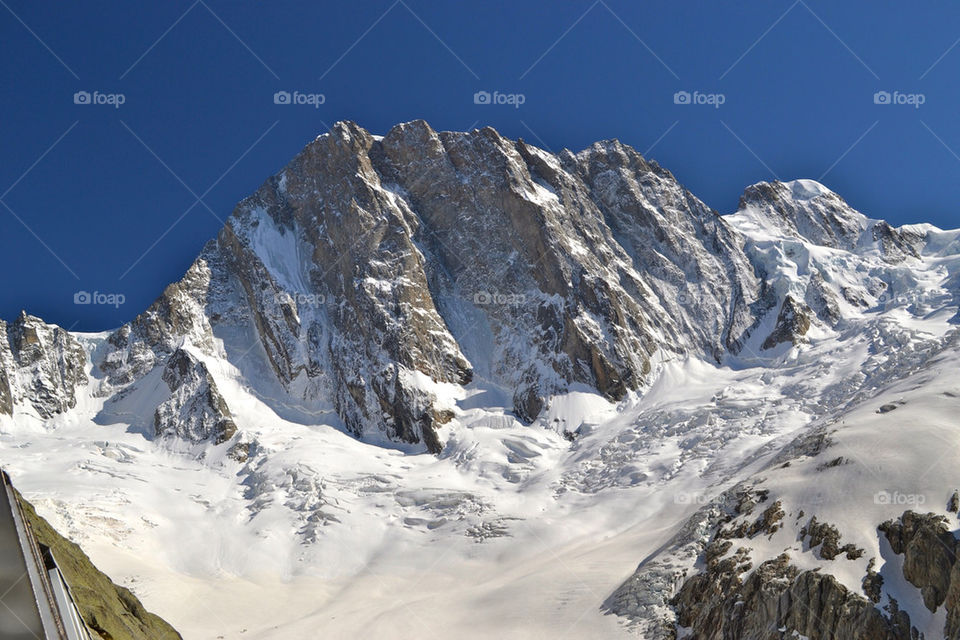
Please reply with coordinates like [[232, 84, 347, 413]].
[[0, 121, 957, 639], [0, 312, 87, 418], [95, 120, 774, 452], [6, 122, 930, 456]]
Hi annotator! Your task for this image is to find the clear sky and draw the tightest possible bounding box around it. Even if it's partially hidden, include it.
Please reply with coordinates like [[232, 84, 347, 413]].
[[2, 1, 960, 330]]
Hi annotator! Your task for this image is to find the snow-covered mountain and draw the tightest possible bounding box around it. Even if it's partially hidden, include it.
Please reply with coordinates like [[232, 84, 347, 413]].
[[2, 121, 960, 639]]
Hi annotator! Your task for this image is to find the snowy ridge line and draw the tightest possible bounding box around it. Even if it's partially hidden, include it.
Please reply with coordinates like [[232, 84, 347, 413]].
[[0, 122, 959, 637]]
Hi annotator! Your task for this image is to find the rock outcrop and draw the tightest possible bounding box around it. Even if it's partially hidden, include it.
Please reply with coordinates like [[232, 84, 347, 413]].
[[611, 497, 960, 639], [880, 510, 960, 636], [653, 498, 910, 639], [672, 553, 914, 640], [737, 179, 920, 262], [153, 348, 236, 444], [761, 295, 813, 350], [0, 312, 87, 417]]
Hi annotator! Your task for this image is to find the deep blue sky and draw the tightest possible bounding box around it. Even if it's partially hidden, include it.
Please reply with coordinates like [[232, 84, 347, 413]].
[[2, 1, 960, 330]]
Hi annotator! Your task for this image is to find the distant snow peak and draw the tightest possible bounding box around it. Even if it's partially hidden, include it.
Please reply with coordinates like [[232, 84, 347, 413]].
[[786, 178, 832, 201]]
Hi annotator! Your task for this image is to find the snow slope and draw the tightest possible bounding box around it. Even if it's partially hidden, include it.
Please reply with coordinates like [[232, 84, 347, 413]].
[[1, 140, 959, 639]]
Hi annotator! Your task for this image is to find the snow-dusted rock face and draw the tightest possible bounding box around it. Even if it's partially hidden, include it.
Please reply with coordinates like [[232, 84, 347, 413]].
[[154, 348, 236, 444], [608, 332, 960, 639], [760, 294, 813, 349], [738, 179, 868, 250], [0, 312, 87, 417], [737, 178, 921, 262], [88, 123, 958, 454], [94, 120, 776, 452], [100, 257, 218, 388], [570, 140, 762, 359], [725, 178, 947, 356]]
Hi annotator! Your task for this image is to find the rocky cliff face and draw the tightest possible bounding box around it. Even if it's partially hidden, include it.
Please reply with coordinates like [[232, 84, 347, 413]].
[[85, 123, 942, 454], [673, 553, 914, 640], [760, 295, 813, 350], [92, 120, 774, 452], [880, 511, 960, 638], [154, 348, 236, 444], [667, 509, 960, 640], [0, 312, 87, 418], [666, 494, 910, 640], [737, 179, 920, 262]]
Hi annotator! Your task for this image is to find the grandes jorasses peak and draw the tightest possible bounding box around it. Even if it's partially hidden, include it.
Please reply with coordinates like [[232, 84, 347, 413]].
[[2, 121, 960, 638], [96, 120, 778, 451], [6, 121, 937, 454]]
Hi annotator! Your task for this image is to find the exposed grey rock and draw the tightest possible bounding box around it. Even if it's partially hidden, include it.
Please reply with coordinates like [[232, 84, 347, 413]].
[[879, 511, 958, 615], [603, 486, 768, 637], [738, 179, 920, 264], [719, 499, 784, 539], [874, 220, 922, 263], [672, 552, 914, 640], [0, 312, 87, 417], [761, 295, 812, 350], [863, 557, 884, 603], [798, 516, 864, 560], [100, 258, 217, 388], [227, 438, 252, 463], [565, 138, 762, 360], [646, 508, 960, 639], [94, 120, 774, 451], [805, 271, 842, 327], [738, 180, 868, 250], [0, 355, 12, 415], [664, 496, 906, 639], [154, 348, 236, 445]]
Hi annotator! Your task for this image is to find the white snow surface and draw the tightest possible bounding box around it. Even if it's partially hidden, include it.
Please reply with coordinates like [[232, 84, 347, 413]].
[[1, 182, 960, 638]]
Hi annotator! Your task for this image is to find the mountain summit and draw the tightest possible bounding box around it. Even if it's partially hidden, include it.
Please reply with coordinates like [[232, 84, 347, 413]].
[[2, 122, 960, 638], [95, 119, 769, 452]]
